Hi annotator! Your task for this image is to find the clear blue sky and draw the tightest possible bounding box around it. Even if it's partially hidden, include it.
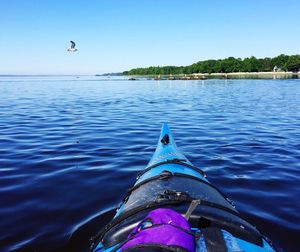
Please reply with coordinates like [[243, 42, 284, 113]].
[[0, 0, 299, 75]]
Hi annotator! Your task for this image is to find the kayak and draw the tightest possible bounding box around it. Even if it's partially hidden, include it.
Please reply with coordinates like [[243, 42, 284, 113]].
[[90, 123, 275, 252]]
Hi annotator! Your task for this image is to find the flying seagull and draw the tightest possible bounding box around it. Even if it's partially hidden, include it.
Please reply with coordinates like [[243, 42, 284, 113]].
[[68, 41, 77, 52]]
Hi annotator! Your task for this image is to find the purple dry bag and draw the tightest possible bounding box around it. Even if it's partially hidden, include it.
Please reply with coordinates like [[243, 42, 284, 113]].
[[121, 208, 194, 252]]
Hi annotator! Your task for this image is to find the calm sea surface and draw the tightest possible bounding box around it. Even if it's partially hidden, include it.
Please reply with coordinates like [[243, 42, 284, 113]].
[[0, 77, 299, 251]]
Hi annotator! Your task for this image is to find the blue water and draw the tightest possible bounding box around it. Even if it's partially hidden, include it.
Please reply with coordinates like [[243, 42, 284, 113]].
[[0, 77, 299, 251]]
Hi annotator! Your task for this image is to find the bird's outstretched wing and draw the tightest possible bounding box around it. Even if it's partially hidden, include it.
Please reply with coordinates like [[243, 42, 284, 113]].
[[70, 41, 76, 49]]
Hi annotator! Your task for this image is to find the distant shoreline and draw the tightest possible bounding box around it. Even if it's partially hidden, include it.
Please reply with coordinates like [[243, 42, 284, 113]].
[[126, 71, 300, 80], [123, 54, 300, 78]]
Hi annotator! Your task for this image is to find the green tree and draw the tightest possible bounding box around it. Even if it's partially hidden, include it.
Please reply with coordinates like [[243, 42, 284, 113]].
[[285, 55, 300, 72], [259, 57, 272, 72], [123, 54, 298, 75], [242, 57, 260, 72], [271, 54, 289, 70]]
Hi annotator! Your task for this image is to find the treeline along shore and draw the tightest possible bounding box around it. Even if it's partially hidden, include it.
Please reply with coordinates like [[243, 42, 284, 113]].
[[123, 54, 300, 79]]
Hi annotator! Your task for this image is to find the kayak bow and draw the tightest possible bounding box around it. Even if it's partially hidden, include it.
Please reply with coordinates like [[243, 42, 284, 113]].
[[91, 123, 275, 252]]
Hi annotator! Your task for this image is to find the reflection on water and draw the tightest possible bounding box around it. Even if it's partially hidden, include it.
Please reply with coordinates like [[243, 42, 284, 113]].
[[0, 77, 299, 251]]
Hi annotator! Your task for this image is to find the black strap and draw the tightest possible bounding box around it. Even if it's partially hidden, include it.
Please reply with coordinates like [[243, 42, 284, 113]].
[[137, 158, 206, 179], [90, 200, 185, 251], [202, 228, 227, 252], [123, 171, 233, 210], [156, 190, 239, 217], [90, 193, 241, 251], [90, 172, 241, 251]]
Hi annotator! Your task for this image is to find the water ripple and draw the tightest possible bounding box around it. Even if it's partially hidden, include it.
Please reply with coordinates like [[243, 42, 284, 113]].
[[0, 78, 299, 251]]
